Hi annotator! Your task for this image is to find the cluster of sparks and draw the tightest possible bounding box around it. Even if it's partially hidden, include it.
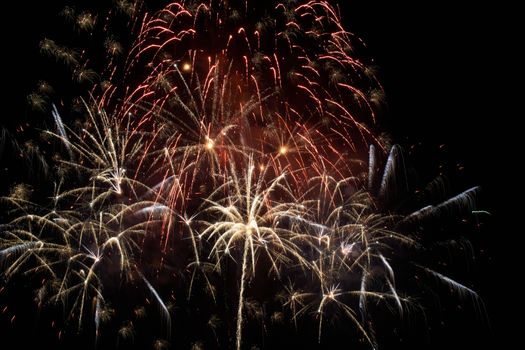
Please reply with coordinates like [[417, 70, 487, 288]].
[[1, 1, 483, 349]]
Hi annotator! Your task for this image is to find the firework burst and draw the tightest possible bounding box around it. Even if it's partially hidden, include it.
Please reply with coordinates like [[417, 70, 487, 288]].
[[1, 1, 485, 349]]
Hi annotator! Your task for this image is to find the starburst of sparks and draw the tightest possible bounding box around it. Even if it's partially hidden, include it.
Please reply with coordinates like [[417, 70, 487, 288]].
[[0, 1, 486, 349]]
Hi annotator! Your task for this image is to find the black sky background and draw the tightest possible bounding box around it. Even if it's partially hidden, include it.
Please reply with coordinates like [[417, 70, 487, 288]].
[[1, 0, 514, 348]]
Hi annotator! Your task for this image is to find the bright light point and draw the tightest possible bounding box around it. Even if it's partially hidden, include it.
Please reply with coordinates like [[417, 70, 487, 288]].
[[182, 63, 191, 71], [205, 138, 214, 150], [279, 146, 288, 155], [259, 165, 265, 171], [245, 220, 257, 235]]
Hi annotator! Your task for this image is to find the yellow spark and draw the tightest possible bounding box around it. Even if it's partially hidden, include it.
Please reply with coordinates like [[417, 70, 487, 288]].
[[205, 138, 215, 150], [245, 220, 257, 235]]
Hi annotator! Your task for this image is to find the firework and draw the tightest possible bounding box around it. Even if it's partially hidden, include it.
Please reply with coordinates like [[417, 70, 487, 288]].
[[0, 1, 485, 349]]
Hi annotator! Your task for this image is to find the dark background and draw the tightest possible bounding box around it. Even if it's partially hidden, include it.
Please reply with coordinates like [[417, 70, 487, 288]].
[[1, 0, 514, 348]]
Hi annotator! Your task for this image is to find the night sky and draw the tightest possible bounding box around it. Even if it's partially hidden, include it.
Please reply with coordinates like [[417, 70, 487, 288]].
[[1, 1, 512, 349]]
